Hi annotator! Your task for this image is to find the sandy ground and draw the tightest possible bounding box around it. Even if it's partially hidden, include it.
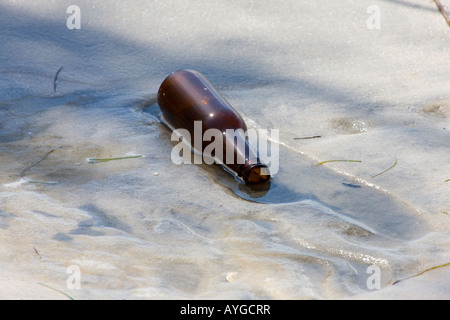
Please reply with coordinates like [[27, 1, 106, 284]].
[[1, 0, 450, 300]]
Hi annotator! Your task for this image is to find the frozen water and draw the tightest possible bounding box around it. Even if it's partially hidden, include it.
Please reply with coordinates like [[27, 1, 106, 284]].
[[0, 0, 449, 299]]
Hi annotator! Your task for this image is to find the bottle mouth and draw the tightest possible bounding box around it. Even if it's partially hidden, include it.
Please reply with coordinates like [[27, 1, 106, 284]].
[[242, 162, 271, 184]]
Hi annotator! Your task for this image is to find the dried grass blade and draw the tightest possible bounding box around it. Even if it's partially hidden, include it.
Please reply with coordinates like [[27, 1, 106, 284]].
[[315, 159, 362, 166], [393, 262, 450, 285], [87, 155, 143, 163], [371, 159, 398, 178]]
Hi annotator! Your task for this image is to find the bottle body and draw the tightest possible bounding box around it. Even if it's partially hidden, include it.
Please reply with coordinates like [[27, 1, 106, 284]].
[[157, 69, 270, 184]]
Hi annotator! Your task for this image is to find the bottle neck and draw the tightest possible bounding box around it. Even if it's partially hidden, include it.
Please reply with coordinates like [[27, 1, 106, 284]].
[[240, 161, 271, 184], [221, 130, 271, 184]]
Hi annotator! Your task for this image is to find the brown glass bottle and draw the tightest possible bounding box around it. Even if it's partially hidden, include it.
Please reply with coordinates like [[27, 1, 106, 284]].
[[157, 69, 270, 184]]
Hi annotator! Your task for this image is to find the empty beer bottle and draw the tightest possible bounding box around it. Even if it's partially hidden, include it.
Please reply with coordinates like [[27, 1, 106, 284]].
[[157, 69, 271, 184]]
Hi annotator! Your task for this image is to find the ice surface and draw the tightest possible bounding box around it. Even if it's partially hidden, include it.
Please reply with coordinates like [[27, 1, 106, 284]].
[[0, 0, 449, 299]]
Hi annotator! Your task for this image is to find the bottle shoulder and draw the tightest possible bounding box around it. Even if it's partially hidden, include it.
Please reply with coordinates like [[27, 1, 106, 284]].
[[158, 70, 248, 132]]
